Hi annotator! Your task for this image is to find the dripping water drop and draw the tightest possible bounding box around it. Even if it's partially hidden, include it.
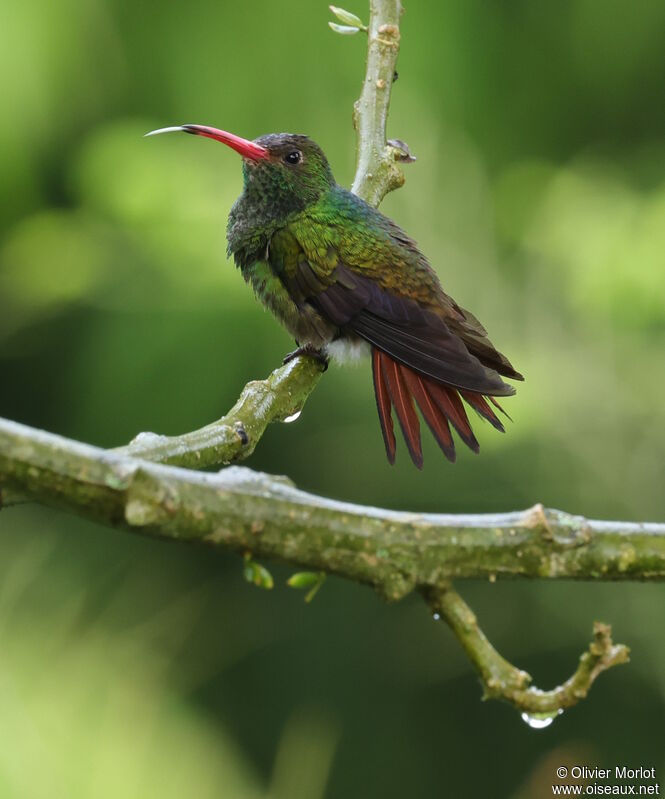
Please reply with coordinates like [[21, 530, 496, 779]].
[[520, 709, 563, 729], [284, 410, 302, 424], [432, 613, 441, 621]]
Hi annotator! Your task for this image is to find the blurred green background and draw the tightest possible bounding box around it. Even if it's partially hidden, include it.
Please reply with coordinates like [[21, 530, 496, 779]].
[[1, 0, 665, 796]]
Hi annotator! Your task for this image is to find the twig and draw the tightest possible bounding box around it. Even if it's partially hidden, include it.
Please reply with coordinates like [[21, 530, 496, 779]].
[[117, 356, 325, 467], [351, 0, 406, 205], [425, 584, 630, 715]]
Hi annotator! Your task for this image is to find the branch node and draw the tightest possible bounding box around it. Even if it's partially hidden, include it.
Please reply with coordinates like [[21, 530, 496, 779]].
[[125, 496, 164, 527], [234, 422, 249, 446], [524, 502, 552, 538], [387, 138, 416, 163], [377, 570, 415, 602]]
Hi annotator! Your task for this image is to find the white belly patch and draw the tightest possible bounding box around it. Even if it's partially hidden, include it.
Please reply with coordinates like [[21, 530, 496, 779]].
[[325, 338, 371, 364]]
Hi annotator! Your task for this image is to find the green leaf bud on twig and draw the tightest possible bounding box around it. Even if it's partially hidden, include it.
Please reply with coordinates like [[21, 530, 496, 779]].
[[329, 5, 367, 29], [287, 571, 327, 602], [329, 22, 361, 35], [243, 553, 274, 589]]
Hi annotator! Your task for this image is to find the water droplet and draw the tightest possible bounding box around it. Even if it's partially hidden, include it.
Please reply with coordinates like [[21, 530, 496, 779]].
[[520, 709, 563, 729], [284, 411, 302, 424], [432, 613, 441, 621]]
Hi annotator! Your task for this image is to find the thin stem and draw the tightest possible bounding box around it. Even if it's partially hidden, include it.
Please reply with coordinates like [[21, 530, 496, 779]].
[[426, 584, 629, 714], [351, 0, 405, 205]]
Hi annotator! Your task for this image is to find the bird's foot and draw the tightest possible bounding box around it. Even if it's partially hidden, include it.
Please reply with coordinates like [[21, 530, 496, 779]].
[[283, 344, 329, 371]]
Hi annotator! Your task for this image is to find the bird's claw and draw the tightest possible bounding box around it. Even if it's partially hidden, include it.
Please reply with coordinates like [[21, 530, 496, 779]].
[[283, 345, 329, 371]]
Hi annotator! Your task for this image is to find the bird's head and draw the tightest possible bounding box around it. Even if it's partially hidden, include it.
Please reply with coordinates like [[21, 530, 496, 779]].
[[146, 124, 335, 211]]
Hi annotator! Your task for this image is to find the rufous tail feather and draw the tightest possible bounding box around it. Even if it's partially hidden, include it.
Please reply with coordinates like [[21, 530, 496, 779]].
[[371, 348, 508, 468]]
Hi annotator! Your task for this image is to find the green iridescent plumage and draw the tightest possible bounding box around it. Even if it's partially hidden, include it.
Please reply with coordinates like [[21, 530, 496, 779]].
[[150, 124, 522, 466], [227, 135, 520, 390]]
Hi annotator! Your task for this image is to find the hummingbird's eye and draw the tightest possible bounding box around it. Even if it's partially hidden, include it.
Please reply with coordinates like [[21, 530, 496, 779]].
[[284, 150, 302, 165]]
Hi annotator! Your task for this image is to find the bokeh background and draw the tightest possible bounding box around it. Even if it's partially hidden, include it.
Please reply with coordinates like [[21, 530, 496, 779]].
[[1, 0, 664, 796]]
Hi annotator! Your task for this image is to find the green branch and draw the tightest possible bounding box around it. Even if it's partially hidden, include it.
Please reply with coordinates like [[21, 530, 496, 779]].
[[2, 417, 664, 588], [117, 356, 325, 467]]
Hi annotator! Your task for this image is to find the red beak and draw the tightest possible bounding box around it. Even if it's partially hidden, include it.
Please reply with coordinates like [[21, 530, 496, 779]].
[[145, 124, 269, 161]]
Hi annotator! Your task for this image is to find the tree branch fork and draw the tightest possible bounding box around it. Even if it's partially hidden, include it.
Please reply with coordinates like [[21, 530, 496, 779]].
[[0, 409, 660, 715]]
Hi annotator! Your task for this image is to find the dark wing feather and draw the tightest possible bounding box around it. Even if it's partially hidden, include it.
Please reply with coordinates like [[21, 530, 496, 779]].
[[447, 305, 523, 381], [303, 264, 515, 397]]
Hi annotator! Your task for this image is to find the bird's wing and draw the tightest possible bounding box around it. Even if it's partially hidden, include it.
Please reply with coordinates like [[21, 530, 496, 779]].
[[276, 209, 520, 397]]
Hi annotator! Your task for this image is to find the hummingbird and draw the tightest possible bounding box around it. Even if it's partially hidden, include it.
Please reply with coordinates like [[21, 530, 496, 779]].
[[146, 124, 523, 467]]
